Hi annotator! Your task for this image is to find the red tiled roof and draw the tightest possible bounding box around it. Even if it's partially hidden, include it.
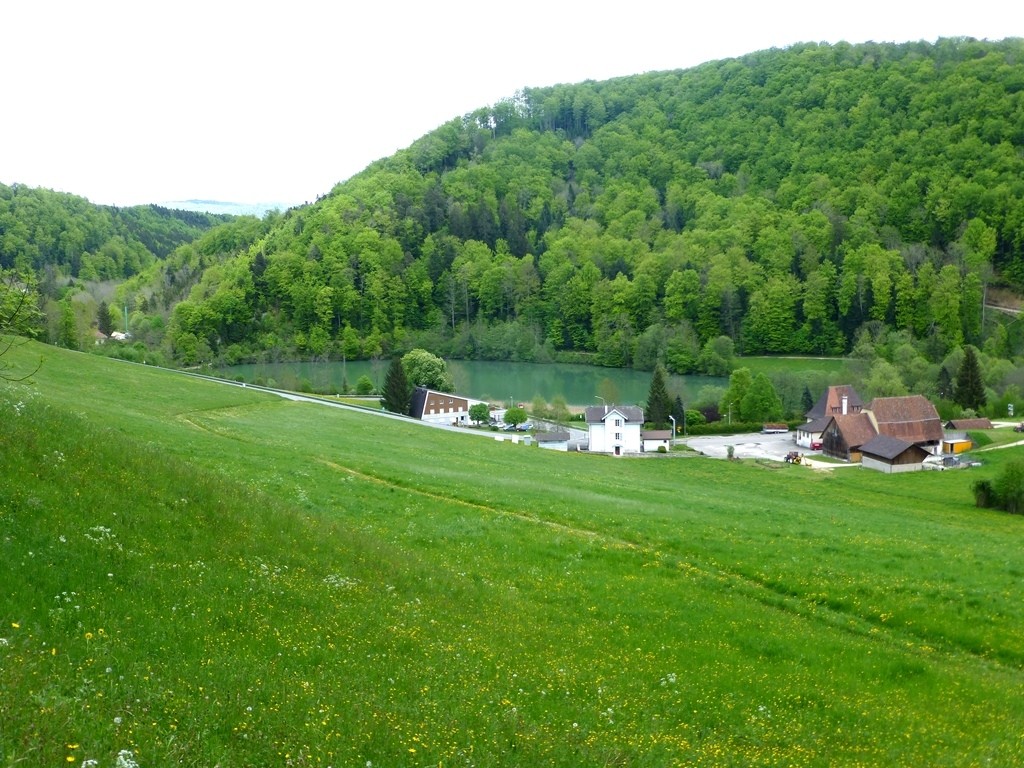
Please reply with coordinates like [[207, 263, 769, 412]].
[[807, 385, 864, 420], [869, 395, 943, 443], [831, 412, 877, 449]]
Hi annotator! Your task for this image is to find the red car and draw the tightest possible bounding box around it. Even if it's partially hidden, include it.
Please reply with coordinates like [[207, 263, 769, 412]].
[[810, 440, 823, 450]]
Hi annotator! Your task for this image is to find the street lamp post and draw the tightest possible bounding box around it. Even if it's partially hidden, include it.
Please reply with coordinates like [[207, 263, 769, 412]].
[[595, 395, 606, 413], [668, 415, 676, 449]]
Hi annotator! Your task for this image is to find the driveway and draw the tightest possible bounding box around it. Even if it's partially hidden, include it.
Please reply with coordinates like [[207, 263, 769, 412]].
[[682, 431, 802, 461]]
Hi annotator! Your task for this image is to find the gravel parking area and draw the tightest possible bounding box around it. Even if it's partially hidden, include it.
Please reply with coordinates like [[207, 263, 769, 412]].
[[682, 431, 803, 461]]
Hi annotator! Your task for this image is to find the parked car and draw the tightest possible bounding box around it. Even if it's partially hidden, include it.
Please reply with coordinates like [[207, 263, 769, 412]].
[[810, 440, 823, 451]]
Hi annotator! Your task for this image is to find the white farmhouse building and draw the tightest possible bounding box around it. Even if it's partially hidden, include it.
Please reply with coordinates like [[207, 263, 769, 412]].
[[410, 387, 487, 426], [585, 405, 644, 456]]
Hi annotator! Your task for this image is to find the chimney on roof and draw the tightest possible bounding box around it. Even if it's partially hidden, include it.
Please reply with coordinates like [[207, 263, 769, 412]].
[[842, 394, 848, 415]]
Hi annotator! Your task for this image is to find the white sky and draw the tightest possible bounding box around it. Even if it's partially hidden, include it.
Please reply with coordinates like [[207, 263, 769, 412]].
[[1, 1, 1018, 208]]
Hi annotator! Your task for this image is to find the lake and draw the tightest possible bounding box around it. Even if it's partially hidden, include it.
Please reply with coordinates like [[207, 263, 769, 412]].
[[217, 359, 727, 407]]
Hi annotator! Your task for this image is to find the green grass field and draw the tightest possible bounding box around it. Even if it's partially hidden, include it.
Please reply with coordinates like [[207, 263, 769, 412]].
[[734, 356, 848, 377], [3, 342, 1024, 766]]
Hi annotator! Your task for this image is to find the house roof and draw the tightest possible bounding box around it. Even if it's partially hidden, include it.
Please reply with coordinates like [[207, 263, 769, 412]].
[[641, 430, 672, 440], [860, 434, 924, 461], [584, 405, 645, 424], [828, 413, 878, 450], [806, 385, 864, 420], [945, 418, 993, 430], [799, 415, 833, 434], [868, 395, 943, 443]]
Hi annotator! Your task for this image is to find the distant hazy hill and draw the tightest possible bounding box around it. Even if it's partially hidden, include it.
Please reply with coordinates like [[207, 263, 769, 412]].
[[159, 199, 289, 217]]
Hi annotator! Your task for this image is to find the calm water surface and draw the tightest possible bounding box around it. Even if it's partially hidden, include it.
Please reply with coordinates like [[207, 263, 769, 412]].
[[219, 359, 725, 406]]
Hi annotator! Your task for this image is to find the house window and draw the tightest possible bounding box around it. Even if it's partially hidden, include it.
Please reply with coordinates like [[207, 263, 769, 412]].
[[614, 419, 622, 427], [615, 432, 622, 441]]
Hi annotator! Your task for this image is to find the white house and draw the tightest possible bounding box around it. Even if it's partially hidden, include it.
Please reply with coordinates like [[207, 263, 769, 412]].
[[641, 429, 672, 453], [410, 387, 487, 426], [585, 405, 644, 456]]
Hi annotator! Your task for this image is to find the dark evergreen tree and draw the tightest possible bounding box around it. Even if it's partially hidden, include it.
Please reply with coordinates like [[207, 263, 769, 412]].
[[954, 346, 986, 411], [671, 395, 686, 434], [646, 364, 673, 429], [801, 385, 814, 415], [97, 300, 113, 335], [381, 356, 411, 414], [937, 366, 954, 400]]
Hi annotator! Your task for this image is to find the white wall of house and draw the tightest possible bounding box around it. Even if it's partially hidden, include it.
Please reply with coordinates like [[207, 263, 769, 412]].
[[588, 410, 642, 454], [862, 456, 923, 474], [419, 396, 486, 426], [642, 437, 671, 452]]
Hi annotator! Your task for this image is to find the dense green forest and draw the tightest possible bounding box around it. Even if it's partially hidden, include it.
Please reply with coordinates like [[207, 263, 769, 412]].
[[0, 182, 272, 354], [145, 38, 1024, 371], [0, 183, 234, 281], [5, 39, 1024, 405]]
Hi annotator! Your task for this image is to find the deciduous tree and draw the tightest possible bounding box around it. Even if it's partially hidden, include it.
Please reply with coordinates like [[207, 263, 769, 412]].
[[469, 402, 491, 425], [402, 348, 454, 392], [504, 405, 528, 427], [0, 269, 43, 380]]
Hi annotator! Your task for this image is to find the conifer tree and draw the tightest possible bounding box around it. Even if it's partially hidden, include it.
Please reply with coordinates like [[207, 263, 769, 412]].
[[381, 356, 411, 414], [954, 346, 986, 411], [646, 364, 673, 429], [97, 300, 113, 336], [672, 395, 686, 433], [801, 385, 814, 415], [936, 366, 954, 400]]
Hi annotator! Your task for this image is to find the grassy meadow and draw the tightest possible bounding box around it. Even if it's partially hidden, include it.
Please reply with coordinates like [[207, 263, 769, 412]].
[[2, 342, 1024, 766]]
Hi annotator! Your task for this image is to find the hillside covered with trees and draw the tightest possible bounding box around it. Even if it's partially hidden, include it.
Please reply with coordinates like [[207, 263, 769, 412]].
[[0, 183, 234, 281], [142, 38, 1024, 376], [6, 39, 1024, 404], [0, 183, 275, 356]]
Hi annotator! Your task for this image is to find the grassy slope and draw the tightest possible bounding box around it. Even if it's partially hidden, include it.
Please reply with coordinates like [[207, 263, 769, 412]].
[[2, 342, 1024, 767]]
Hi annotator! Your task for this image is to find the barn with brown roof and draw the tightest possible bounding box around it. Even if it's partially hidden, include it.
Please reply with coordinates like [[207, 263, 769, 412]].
[[821, 413, 878, 462], [868, 395, 943, 453], [860, 435, 931, 474]]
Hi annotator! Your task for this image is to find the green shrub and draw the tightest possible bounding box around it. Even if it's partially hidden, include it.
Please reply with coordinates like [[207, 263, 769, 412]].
[[973, 479, 996, 509], [994, 459, 1024, 514]]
